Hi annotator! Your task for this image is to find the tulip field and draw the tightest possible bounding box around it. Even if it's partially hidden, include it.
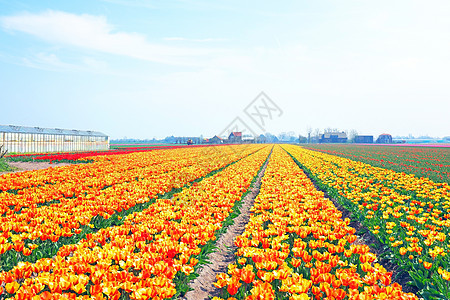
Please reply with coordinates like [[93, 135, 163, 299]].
[[0, 144, 449, 299], [304, 144, 450, 184]]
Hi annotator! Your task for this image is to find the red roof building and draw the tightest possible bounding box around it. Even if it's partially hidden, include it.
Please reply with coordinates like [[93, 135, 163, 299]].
[[228, 132, 242, 142]]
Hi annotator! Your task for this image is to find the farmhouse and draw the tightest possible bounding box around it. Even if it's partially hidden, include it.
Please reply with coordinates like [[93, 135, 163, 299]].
[[209, 135, 223, 144], [354, 135, 374, 143], [376, 133, 393, 144], [228, 132, 242, 143], [0, 124, 109, 153], [319, 132, 348, 143]]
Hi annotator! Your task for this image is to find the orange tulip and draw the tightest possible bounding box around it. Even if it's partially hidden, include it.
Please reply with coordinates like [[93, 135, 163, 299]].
[[227, 280, 241, 296], [240, 268, 255, 284], [423, 261, 432, 270], [5, 281, 20, 294], [39, 291, 53, 300], [59, 276, 72, 290], [332, 288, 346, 300], [90, 284, 103, 296]]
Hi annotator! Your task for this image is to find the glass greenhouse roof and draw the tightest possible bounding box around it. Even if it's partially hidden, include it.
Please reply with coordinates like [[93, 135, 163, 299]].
[[0, 124, 108, 137]]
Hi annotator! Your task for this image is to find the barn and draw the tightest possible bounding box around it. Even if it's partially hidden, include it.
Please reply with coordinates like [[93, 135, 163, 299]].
[[0, 124, 109, 153], [319, 132, 348, 143], [376, 133, 393, 144], [354, 135, 373, 143]]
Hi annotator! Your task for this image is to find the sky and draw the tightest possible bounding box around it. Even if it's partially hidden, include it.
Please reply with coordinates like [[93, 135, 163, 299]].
[[0, 0, 449, 139]]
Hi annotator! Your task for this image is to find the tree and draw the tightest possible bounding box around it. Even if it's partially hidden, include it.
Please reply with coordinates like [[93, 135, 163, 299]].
[[298, 135, 307, 143], [313, 128, 321, 143], [278, 131, 297, 142], [348, 129, 358, 143], [264, 132, 279, 143]]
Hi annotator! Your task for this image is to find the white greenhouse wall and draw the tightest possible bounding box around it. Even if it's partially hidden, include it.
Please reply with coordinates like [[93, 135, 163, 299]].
[[0, 132, 109, 153]]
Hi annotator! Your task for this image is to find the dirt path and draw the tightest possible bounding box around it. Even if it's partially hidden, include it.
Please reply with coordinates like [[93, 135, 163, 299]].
[[0, 161, 73, 175], [182, 151, 271, 300]]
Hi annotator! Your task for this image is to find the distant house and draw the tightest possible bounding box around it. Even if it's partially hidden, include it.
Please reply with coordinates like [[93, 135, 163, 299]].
[[319, 132, 348, 143], [256, 134, 267, 143], [376, 134, 393, 144], [228, 132, 242, 143], [242, 134, 255, 143], [209, 135, 223, 144], [354, 135, 373, 144]]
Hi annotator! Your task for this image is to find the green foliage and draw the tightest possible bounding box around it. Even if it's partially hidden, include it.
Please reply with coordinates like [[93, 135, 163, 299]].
[[0, 158, 12, 172]]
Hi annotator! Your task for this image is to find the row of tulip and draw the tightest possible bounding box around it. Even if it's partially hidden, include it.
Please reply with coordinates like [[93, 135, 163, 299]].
[[0, 145, 272, 299], [6, 145, 200, 163], [0, 145, 263, 271], [213, 145, 417, 300], [283, 145, 450, 299], [0, 146, 255, 214], [303, 145, 450, 184], [305, 147, 450, 209], [0, 146, 225, 194]]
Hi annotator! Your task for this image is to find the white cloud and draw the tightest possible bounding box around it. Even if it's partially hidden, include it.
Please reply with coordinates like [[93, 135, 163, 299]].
[[16, 51, 115, 74], [0, 10, 223, 66], [21, 52, 83, 71]]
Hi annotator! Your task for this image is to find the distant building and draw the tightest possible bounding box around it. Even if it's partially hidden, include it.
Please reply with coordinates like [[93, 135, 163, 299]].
[[209, 135, 223, 144], [319, 132, 348, 143], [0, 124, 108, 153], [228, 132, 242, 143], [256, 134, 267, 143], [242, 134, 255, 143], [175, 137, 201, 144], [354, 135, 373, 144], [376, 134, 393, 144]]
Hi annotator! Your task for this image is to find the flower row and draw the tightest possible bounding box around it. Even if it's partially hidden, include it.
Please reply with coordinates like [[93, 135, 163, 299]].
[[284, 145, 449, 298], [0, 146, 263, 270], [304, 145, 450, 184], [0, 145, 271, 299], [0, 146, 217, 194], [213, 145, 417, 300], [1, 145, 257, 214]]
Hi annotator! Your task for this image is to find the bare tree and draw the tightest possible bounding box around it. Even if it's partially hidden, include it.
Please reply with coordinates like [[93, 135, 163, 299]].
[[325, 127, 340, 133], [0, 145, 8, 159], [349, 129, 358, 143], [313, 128, 321, 143]]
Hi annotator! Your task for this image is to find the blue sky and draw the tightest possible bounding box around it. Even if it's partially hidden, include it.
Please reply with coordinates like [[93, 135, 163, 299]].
[[1, 0, 449, 139]]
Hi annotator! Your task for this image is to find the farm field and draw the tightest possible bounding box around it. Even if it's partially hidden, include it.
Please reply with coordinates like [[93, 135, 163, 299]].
[[284, 145, 450, 299], [0, 144, 449, 299], [213, 146, 418, 300], [6, 145, 200, 164], [110, 144, 176, 148], [304, 144, 450, 185]]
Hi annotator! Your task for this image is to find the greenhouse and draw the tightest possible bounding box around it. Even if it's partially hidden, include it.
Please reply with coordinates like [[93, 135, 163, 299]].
[[0, 124, 109, 153]]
